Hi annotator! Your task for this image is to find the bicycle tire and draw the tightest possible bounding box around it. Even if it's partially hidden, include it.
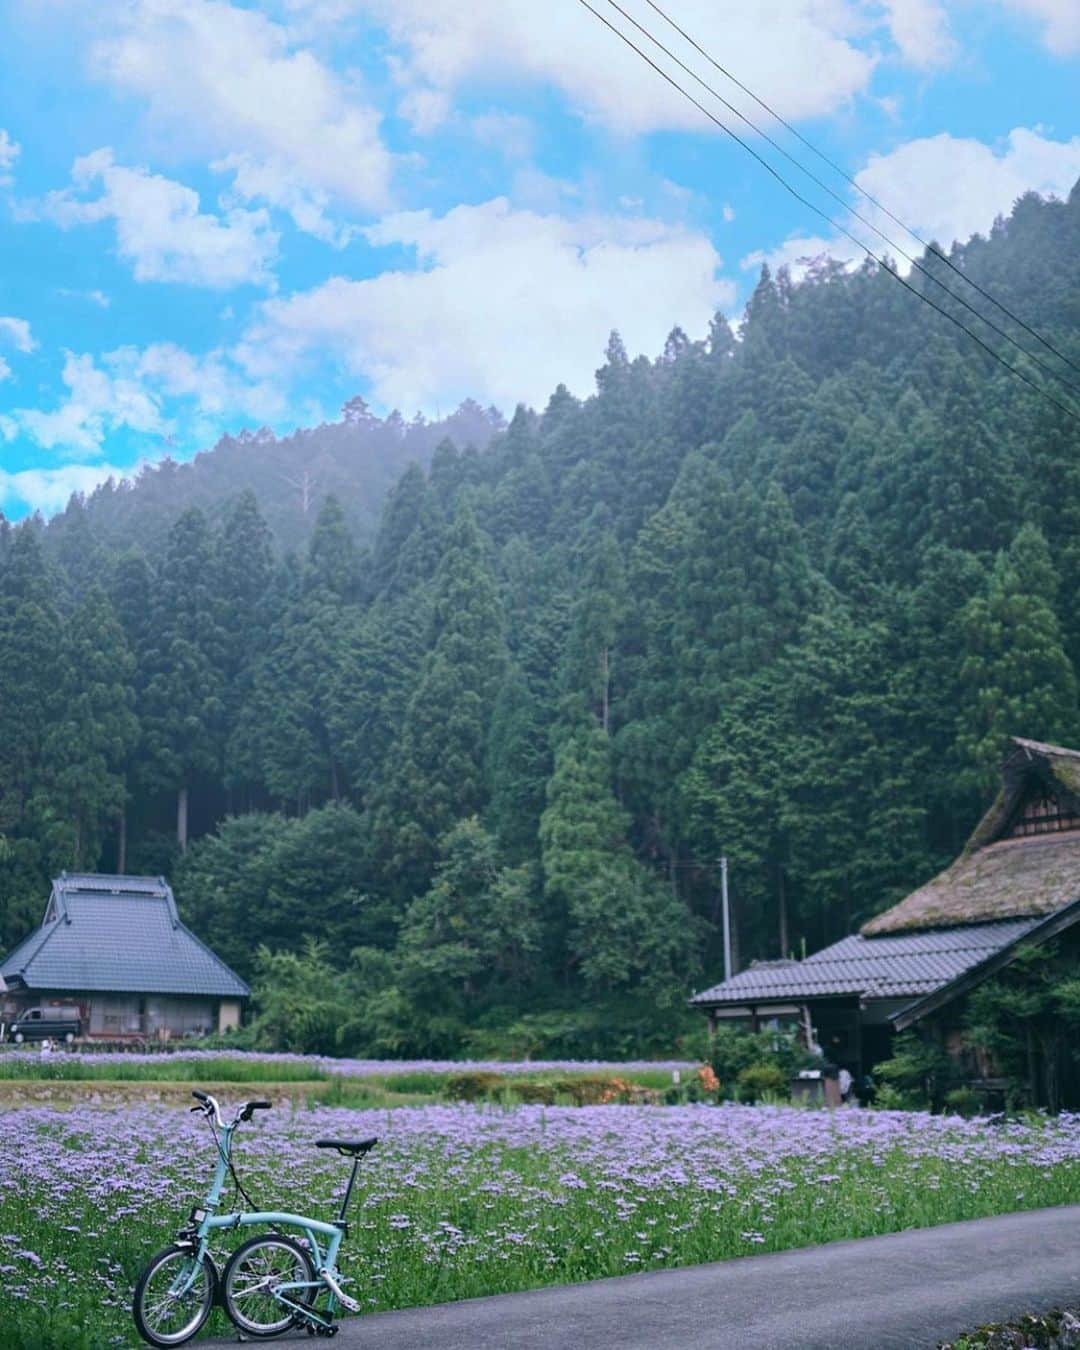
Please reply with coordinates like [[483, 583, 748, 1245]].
[[223, 1232, 318, 1338], [132, 1243, 216, 1348]]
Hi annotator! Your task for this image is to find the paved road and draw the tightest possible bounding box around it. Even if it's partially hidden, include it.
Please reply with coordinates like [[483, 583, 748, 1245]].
[[203, 1205, 1080, 1349]]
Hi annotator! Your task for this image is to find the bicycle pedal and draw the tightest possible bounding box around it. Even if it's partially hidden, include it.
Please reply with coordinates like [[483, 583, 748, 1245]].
[[321, 1269, 359, 1313]]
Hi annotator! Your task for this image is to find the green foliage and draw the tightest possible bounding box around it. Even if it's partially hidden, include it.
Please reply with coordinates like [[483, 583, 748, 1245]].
[[963, 938, 1080, 1112], [3, 186, 1080, 1057], [736, 1063, 788, 1102], [706, 1025, 813, 1090], [443, 1071, 505, 1102], [874, 1032, 959, 1111]]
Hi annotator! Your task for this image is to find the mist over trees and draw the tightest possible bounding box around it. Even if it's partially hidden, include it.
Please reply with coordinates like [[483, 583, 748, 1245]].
[[2, 183, 1079, 1056]]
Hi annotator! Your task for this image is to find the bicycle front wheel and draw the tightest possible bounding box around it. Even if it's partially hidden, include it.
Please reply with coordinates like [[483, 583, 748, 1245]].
[[132, 1244, 216, 1348], [223, 1233, 317, 1337]]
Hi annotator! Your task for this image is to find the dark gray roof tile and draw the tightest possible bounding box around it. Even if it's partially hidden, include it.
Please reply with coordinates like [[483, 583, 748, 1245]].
[[690, 917, 1041, 1006], [1, 874, 248, 998]]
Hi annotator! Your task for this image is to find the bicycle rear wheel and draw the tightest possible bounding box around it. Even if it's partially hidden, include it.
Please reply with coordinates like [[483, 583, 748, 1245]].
[[132, 1244, 216, 1348], [223, 1233, 317, 1337]]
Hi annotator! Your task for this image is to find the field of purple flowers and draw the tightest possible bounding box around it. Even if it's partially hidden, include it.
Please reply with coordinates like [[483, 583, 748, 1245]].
[[4, 1101, 1080, 1349]]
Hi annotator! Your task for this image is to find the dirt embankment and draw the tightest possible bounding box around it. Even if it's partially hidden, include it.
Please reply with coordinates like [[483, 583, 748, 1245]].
[[0, 1079, 324, 1108]]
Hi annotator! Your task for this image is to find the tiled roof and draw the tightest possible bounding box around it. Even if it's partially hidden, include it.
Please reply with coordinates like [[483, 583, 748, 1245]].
[[690, 917, 1042, 1006], [0, 874, 248, 998]]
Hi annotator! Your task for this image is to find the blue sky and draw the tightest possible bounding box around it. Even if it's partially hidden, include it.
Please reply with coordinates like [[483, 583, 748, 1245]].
[[0, 0, 1078, 518]]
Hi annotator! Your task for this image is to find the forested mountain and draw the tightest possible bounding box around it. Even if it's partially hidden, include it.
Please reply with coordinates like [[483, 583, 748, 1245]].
[[38, 397, 504, 557], [2, 182, 1079, 1056]]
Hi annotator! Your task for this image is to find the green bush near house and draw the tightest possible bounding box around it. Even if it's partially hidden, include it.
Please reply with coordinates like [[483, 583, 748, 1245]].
[[737, 1063, 789, 1102]]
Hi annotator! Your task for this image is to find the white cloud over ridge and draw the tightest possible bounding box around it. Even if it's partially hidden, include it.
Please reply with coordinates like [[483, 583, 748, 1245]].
[[744, 127, 1080, 277], [91, 0, 391, 229], [0, 462, 142, 516], [2, 344, 284, 462], [43, 149, 278, 289], [239, 197, 732, 412]]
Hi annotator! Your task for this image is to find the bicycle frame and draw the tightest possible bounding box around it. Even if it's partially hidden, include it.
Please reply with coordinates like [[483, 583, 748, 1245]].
[[177, 1118, 346, 1330]]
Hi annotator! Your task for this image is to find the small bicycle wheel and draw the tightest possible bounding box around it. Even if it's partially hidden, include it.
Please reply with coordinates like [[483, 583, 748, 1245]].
[[132, 1244, 216, 1348], [223, 1233, 317, 1338]]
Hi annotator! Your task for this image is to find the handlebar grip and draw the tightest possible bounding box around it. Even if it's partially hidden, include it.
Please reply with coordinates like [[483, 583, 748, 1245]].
[[192, 1091, 210, 1104], [251, 1100, 271, 1110]]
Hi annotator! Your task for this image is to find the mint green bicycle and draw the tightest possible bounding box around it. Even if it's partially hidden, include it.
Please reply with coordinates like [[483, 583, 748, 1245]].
[[132, 1091, 376, 1346]]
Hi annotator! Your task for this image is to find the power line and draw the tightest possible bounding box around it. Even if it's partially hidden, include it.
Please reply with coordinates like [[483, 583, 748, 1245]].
[[576, 0, 1080, 424], [598, 0, 1080, 402], [642, 0, 1080, 383]]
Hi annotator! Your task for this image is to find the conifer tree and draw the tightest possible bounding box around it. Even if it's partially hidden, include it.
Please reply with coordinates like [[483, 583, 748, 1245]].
[[141, 509, 226, 849], [958, 523, 1079, 789], [373, 502, 506, 893], [48, 584, 139, 870], [540, 725, 693, 996]]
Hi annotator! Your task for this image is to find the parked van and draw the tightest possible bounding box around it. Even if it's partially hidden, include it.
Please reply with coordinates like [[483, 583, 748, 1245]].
[[3, 1006, 82, 1044]]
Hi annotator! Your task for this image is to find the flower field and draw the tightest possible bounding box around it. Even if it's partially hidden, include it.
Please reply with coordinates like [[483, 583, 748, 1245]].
[[4, 1101, 1080, 1349]]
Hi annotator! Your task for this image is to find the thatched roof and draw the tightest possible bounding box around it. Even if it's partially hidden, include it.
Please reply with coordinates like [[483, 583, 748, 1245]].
[[862, 738, 1080, 936]]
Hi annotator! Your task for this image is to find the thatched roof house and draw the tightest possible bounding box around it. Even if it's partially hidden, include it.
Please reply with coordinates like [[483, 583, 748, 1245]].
[[691, 738, 1080, 1079]]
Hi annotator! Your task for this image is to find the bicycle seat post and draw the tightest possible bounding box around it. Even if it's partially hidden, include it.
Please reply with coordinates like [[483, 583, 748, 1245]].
[[338, 1156, 361, 1222]]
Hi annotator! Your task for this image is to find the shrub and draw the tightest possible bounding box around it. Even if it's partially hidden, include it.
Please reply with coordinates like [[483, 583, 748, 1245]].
[[551, 1075, 620, 1105], [944, 1087, 982, 1118], [707, 1025, 814, 1095], [443, 1072, 505, 1102], [875, 1032, 959, 1111], [736, 1063, 788, 1103], [507, 1082, 558, 1105]]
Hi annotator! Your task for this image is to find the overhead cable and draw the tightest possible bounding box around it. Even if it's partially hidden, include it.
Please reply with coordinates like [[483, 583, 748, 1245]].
[[598, 0, 1080, 401], [576, 0, 1080, 424], [642, 0, 1080, 382]]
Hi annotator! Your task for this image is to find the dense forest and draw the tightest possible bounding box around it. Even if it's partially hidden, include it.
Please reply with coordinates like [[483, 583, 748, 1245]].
[[42, 397, 504, 556], [2, 182, 1079, 1056]]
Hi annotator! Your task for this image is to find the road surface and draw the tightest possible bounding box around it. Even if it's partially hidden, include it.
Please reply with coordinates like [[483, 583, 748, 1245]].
[[202, 1203, 1080, 1349]]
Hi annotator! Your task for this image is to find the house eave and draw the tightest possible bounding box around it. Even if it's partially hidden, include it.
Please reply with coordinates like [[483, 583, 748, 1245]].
[[893, 892, 1080, 1031]]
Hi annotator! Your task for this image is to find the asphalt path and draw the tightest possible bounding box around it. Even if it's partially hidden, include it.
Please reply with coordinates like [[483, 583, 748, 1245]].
[[202, 1204, 1080, 1349]]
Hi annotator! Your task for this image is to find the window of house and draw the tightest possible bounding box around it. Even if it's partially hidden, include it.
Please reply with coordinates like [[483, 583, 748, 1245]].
[[1008, 786, 1080, 837]]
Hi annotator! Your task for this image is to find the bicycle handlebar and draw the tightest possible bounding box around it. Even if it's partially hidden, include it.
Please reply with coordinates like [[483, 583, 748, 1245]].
[[191, 1091, 272, 1128], [191, 1090, 226, 1128]]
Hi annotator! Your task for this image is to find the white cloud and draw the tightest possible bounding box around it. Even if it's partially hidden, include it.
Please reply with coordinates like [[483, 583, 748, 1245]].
[[213, 153, 352, 248], [856, 127, 1080, 247], [57, 288, 111, 308], [0, 357, 11, 384], [745, 127, 1080, 276], [2, 342, 286, 463], [238, 197, 733, 411], [364, 1, 878, 135], [997, 0, 1080, 55], [0, 129, 19, 186], [0, 316, 37, 354], [880, 0, 956, 69], [91, 0, 392, 221], [9, 351, 165, 459], [125, 343, 286, 422], [0, 462, 142, 516], [43, 148, 278, 289]]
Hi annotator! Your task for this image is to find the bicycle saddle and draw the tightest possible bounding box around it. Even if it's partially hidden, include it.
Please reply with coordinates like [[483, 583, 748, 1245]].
[[315, 1138, 378, 1157]]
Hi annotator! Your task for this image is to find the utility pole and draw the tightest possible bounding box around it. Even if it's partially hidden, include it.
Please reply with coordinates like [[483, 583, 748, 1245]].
[[720, 855, 732, 982]]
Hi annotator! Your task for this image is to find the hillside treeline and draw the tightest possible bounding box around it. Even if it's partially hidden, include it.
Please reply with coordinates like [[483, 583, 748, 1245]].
[[1, 183, 1079, 1055]]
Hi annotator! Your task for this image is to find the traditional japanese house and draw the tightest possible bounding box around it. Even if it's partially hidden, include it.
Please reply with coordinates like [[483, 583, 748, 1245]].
[[0, 873, 249, 1039], [691, 738, 1080, 1093]]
